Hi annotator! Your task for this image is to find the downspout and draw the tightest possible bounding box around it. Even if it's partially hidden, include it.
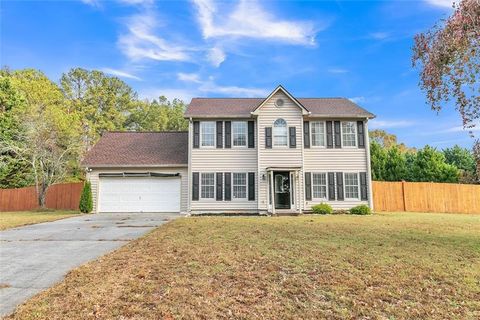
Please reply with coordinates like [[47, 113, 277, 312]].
[[364, 120, 374, 210], [187, 117, 193, 215]]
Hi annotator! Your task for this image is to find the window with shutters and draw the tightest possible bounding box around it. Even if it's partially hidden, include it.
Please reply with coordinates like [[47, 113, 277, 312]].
[[273, 118, 288, 146], [311, 121, 326, 147], [344, 173, 359, 199], [232, 121, 247, 147], [201, 173, 215, 198], [312, 173, 327, 199], [232, 173, 247, 199], [341, 122, 357, 147], [200, 122, 215, 147]]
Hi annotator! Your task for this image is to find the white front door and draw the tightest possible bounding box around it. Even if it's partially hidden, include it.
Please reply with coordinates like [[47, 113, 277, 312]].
[[99, 177, 181, 213]]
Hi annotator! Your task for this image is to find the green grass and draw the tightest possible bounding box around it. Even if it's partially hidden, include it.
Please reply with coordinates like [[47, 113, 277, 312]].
[[0, 210, 80, 230], [8, 212, 480, 319]]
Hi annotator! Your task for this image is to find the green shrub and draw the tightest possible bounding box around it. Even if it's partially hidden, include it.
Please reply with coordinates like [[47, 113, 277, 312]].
[[311, 203, 333, 214], [79, 181, 93, 213], [349, 205, 372, 215]]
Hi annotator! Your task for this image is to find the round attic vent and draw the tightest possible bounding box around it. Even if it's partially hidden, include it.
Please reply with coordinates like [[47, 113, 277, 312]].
[[275, 98, 284, 107]]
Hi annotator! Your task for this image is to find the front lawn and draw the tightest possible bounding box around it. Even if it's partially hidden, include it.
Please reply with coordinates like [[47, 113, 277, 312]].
[[0, 210, 79, 230], [9, 213, 480, 319]]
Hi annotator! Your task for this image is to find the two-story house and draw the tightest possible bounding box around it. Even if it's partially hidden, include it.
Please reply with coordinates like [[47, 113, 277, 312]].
[[83, 85, 375, 214]]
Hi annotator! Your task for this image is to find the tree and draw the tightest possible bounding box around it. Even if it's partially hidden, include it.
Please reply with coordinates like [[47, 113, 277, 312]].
[[60, 68, 137, 152], [412, 0, 480, 170], [0, 69, 81, 207], [0, 73, 33, 188], [384, 146, 408, 181], [443, 144, 477, 183], [370, 141, 387, 181], [79, 181, 93, 213], [410, 146, 459, 183]]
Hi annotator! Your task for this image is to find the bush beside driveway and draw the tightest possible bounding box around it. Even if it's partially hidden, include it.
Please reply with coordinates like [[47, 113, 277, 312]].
[[7, 212, 480, 319]]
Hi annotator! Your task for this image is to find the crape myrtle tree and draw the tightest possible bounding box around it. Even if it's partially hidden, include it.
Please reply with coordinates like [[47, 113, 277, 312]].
[[412, 0, 480, 181]]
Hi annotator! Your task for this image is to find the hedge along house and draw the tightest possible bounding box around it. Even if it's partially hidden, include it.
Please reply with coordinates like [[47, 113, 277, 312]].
[[83, 85, 375, 214]]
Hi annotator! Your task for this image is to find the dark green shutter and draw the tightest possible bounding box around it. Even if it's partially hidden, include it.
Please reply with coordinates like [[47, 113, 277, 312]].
[[357, 121, 365, 148], [224, 121, 231, 148], [334, 121, 341, 148], [336, 172, 344, 200], [224, 172, 231, 201], [326, 121, 333, 148], [248, 172, 255, 201], [265, 127, 272, 148], [193, 121, 200, 148], [289, 127, 296, 148], [360, 172, 368, 200], [192, 172, 199, 200], [328, 172, 336, 200], [216, 172, 223, 201], [304, 121, 310, 148], [305, 172, 312, 201], [248, 121, 255, 148], [216, 121, 223, 148]]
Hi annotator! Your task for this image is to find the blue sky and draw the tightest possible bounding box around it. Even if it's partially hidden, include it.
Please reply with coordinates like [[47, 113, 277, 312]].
[[1, 0, 476, 149]]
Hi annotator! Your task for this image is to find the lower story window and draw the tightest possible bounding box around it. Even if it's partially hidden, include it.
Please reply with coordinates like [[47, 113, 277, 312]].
[[344, 173, 359, 199], [312, 173, 327, 198], [233, 173, 247, 199], [201, 173, 215, 199]]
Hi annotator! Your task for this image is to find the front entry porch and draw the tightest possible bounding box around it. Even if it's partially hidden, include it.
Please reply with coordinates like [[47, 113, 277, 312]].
[[266, 167, 302, 215]]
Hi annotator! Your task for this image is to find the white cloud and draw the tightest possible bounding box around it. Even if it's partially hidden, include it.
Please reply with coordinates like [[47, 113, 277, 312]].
[[425, 0, 455, 8], [192, 0, 317, 45], [369, 32, 389, 40], [442, 125, 480, 133], [100, 68, 142, 80], [198, 82, 268, 97], [328, 68, 348, 74], [349, 96, 366, 104], [80, 0, 100, 7], [139, 88, 195, 102], [118, 12, 189, 62], [207, 46, 226, 67], [177, 72, 202, 83], [369, 119, 416, 129]]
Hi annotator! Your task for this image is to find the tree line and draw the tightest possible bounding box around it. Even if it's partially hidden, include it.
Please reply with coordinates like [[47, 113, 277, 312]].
[[370, 130, 478, 184], [0, 67, 188, 206]]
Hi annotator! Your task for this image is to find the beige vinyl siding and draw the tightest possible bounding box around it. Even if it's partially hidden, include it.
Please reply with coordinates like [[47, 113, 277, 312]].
[[257, 91, 304, 212], [88, 167, 188, 213], [190, 119, 258, 213], [304, 119, 369, 210]]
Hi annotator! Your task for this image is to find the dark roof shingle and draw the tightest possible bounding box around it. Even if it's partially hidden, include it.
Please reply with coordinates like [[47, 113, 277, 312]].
[[185, 97, 375, 118], [82, 131, 188, 167]]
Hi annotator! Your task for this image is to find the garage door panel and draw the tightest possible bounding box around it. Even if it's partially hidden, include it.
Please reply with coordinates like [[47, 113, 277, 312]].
[[99, 177, 180, 213]]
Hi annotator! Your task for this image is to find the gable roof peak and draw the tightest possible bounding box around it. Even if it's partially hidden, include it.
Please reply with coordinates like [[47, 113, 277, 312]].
[[251, 85, 310, 115]]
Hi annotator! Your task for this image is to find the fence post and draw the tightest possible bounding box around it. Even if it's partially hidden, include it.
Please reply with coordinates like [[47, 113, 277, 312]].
[[401, 180, 407, 212]]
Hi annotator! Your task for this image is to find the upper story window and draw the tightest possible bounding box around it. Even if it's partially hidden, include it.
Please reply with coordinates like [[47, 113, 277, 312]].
[[232, 121, 247, 147], [201, 122, 215, 147], [342, 121, 357, 147], [311, 121, 326, 147], [273, 118, 288, 147]]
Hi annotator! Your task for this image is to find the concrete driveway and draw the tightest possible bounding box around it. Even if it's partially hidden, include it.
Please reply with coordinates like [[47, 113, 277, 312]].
[[0, 212, 180, 317]]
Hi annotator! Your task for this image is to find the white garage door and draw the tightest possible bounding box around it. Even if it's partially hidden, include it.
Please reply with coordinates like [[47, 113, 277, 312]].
[[99, 177, 181, 213]]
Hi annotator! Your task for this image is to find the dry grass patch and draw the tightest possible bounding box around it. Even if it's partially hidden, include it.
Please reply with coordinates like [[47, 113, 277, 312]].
[[9, 212, 480, 319], [0, 210, 80, 230]]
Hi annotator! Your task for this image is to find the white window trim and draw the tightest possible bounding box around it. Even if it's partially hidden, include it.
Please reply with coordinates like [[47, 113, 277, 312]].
[[200, 121, 216, 148], [312, 172, 328, 200], [200, 172, 216, 200], [310, 121, 327, 148], [344, 172, 360, 200], [232, 172, 248, 200], [232, 121, 248, 148], [273, 118, 288, 148], [341, 121, 357, 148]]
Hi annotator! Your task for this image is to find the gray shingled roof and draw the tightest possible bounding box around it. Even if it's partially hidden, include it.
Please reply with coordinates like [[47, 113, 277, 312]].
[[82, 131, 188, 167], [185, 98, 375, 118]]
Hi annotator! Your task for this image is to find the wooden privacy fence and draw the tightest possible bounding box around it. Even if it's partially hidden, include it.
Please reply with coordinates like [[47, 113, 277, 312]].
[[0, 182, 83, 212], [372, 181, 480, 214]]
